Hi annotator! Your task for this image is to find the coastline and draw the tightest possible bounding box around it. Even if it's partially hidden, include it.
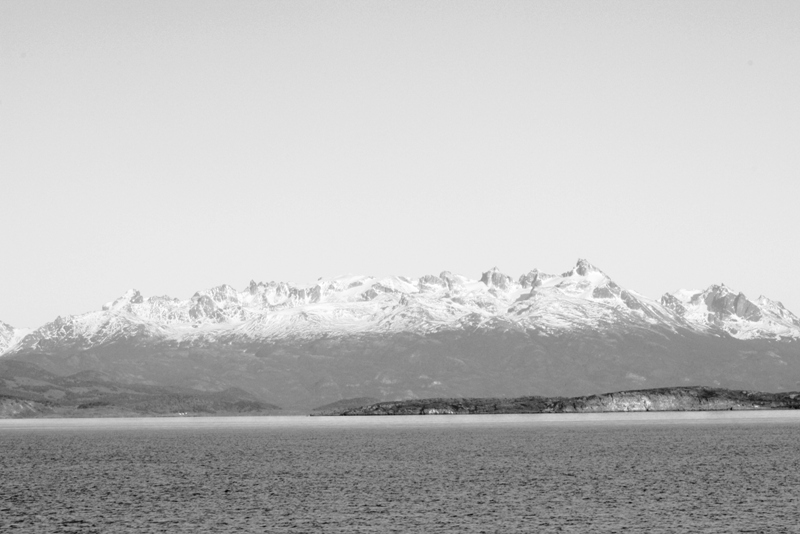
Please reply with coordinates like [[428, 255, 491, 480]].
[[3, 410, 800, 431]]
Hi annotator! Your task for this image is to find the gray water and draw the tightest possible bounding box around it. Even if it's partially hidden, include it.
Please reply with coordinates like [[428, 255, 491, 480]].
[[2, 413, 799, 533]]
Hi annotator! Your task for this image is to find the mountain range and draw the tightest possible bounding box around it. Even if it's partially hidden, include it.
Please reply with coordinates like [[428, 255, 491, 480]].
[[2, 259, 799, 414]]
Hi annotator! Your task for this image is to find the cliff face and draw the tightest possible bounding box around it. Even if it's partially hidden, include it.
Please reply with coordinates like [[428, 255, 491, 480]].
[[336, 387, 800, 415], [552, 388, 799, 412], [0, 397, 53, 418]]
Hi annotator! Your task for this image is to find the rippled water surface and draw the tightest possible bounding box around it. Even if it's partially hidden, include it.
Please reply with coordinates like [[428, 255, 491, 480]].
[[2, 413, 799, 533]]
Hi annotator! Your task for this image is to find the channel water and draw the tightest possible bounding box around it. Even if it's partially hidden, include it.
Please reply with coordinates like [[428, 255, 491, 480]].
[[2, 412, 799, 533]]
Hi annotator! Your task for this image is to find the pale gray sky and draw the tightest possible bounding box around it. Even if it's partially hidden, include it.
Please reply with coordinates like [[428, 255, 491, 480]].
[[1, 1, 799, 328]]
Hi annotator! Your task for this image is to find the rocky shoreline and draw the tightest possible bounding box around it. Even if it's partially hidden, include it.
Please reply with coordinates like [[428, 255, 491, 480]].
[[331, 387, 800, 416]]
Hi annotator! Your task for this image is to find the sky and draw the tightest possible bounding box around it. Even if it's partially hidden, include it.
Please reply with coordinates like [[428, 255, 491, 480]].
[[1, 0, 799, 328]]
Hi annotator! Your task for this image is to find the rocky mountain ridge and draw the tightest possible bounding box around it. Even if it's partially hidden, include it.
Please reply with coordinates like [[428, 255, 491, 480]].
[[3, 259, 799, 357]]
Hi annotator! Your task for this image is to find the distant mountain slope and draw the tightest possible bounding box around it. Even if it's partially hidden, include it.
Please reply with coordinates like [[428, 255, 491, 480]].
[[0, 360, 280, 417], [2, 259, 799, 412]]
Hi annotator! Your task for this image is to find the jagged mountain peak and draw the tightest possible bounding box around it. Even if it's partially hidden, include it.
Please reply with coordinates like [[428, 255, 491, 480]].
[[480, 267, 514, 290], [102, 289, 144, 311], [566, 258, 605, 277], [194, 283, 241, 306], [518, 269, 543, 289], [756, 296, 800, 328], [661, 283, 800, 339], [547, 259, 626, 300], [549, 259, 625, 299], [438, 271, 477, 291], [666, 284, 756, 315]]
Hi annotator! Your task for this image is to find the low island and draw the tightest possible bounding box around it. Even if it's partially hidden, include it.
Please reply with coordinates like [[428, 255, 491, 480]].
[[323, 387, 800, 416]]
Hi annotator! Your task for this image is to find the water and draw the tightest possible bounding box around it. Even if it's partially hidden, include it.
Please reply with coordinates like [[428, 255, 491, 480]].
[[2, 413, 799, 533]]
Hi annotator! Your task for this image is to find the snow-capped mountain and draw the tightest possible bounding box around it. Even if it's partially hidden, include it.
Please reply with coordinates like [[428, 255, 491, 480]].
[[3, 259, 800, 412], [3, 259, 799, 356], [661, 285, 800, 340]]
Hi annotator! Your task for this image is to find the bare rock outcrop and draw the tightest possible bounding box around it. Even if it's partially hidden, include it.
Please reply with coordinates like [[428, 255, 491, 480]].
[[338, 387, 800, 415]]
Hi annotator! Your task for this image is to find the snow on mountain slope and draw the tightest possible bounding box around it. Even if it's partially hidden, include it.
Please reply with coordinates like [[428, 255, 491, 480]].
[[661, 284, 800, 340], [0, 321, 29, 354], [4, 259, 800, 356]]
